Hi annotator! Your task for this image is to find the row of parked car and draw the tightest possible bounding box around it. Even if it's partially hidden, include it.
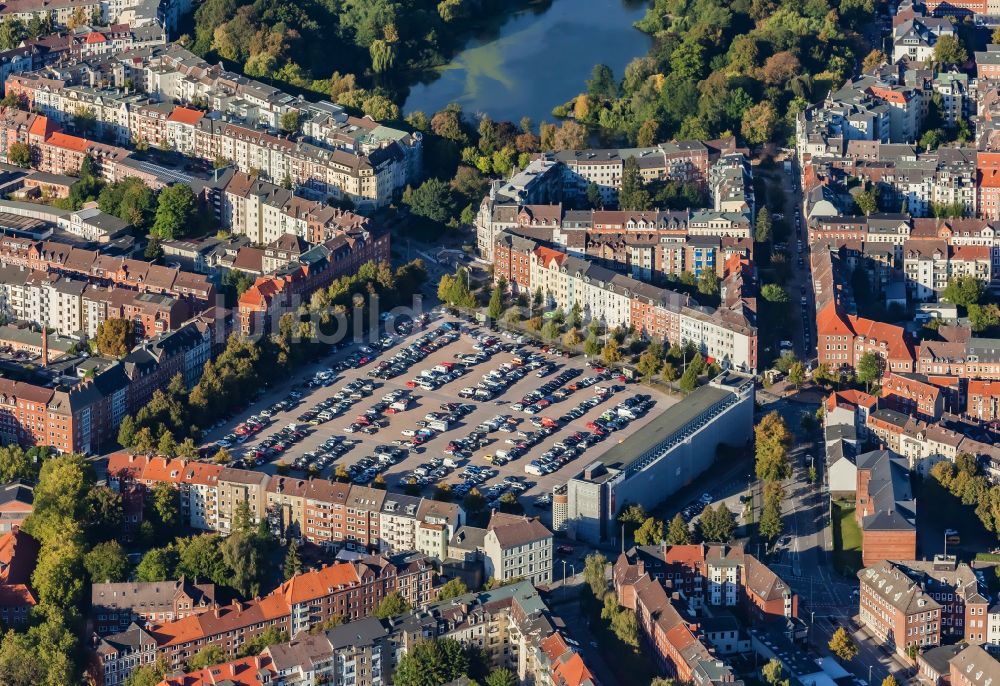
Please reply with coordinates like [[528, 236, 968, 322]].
[[366, 326, 462, 380]]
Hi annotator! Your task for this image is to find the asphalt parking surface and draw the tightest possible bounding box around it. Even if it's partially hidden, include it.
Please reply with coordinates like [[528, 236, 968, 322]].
[[201, 314, 678, 525]]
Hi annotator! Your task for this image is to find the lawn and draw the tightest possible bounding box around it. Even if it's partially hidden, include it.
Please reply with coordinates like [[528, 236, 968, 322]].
[[831, 500, 862, 576]]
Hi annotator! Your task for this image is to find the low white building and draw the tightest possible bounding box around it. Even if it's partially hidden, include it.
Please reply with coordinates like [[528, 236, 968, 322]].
[[482, 513, 553, 586]]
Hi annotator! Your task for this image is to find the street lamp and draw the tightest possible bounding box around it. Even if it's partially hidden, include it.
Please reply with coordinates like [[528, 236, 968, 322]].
[[868, 665, 873, 685]]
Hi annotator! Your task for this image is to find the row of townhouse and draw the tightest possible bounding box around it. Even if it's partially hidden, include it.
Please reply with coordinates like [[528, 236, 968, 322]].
[[150, 580, 597, 686], [236, 227, 390, 336], [106, 454, 556, 588], [810, 215, 1000, 289], [93, 553, 435, 683], [614, 544, 798, 623], [858, 556, 998, 659], [0, 264, 189, 339], [864, 406, 1000, 480], [916, 336, 1000, 380], [0, 312, 226, 453], [477, 148, 752, 262], [105, 453, 466, 555], [5, 44, 421, 208], [811, 246, 916, 375], [613, 547, 778, 685], [0, 233, 215, 303], [206, 170, 373, 246], [493, 232, 758, 372]]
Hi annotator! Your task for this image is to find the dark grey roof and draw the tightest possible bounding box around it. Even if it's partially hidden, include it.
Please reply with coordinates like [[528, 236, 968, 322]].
[[0, 479, 32, 507], [325, 616, 389, 650]]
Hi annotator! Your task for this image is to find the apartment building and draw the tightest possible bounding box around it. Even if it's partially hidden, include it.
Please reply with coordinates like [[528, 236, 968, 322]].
[[903, 240, 992, 301], [250, 581, 597, 686], [855, 449, 917, 566], [0, 480, 32, 534], [91, 579, 216, 636], [967, 379, 1000, 420], [496, 233, 757, 372], [156, 655, 274, 686], [480, 513, 553, 586], [950, 645, 1000, 686], [614, 544, 797, 623], [237, 225, 390, 336], [0, 528, 38, 627], [145, 554, 433, 672], [858, 562, 942, 657], [882, 372, 945, 420], [4, 46, 421, 209], [93, 623, 159, 686], [107, 454, 468, 559], [614, 554, 741, 684]]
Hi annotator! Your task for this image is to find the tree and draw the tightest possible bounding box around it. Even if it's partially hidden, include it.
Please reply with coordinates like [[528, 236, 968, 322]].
[[488, 287, 503, 321], [755, 411, 792, 482], [854, 186, 879, 215], [463, 488, 486, 516], [118, 414, 137, 448], [612, 606, 640, 647], [279, 110, 300, 134], [151, 184, 196, 239], [862, 49, 887, 72], [583, 552, 608, 599], [95, 318, 136, 358], [619, 157, 651, 211], [741, 101, 778, 145], [144, 237, 164, 261], [485, 667, 518, 686], [698, 269, 719, 297], [969, 303, 1000, 333], [856, 352, 881, 391], [762, 658, 785, 686], [882, 677, 900, 686], [584, 333, 601, 356], [393, 638, 469, 686], [760, 482, 784, 541], [788, 362, 806, 388], [84, 540, 128, 583], [283, 540, 301, 580], [125, 662, 167, 686], [634, 516, 665, 546], [136, 546, 178, 582], [679, 363, 699, 392], [636, 350, 661, 380], [587, 64, 618, 100], [175, 534, 229, 585], [374, 590, 410, 619], [942, 275, 985, 307], [187, 645, 226, 671], [407, 178, 457, 226], [829, 627, 858, 661], [7, 142, 30, 168], [601, 338, 623, 365], [637, 119, 658, 147], [237, 627, 288, 657], [149, 482, 178, 533], [761, 283, 789, 303], [755, 207, 772, 243], [562, 327, 582, 347], [661, 362, 678, 382], [934, 34, 967, 65], [698, 504, 736, 543], [666, 513, 691, 544], [436, 577, 469, 601]]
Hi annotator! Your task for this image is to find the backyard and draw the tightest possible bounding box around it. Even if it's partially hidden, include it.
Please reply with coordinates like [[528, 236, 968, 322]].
[[831, 499, 863, 576]]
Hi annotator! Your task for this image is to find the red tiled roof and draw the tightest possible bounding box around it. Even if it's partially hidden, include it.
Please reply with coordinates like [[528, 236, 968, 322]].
[[277, 562, 360, 605], [157, 655, 275, 686], [45, 132, 91, 153], [167, 106, 204, 126]]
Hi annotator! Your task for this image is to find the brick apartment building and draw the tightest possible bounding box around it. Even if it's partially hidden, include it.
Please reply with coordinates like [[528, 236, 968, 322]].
[[967, 379, 1000, 420], [614, 544, 798, 623], [881, 372, 945, 420], [144, 554, 432, 670], [858, 561, 941, 657], [91, 579, 217, 636], [855, 449, 917, 566]]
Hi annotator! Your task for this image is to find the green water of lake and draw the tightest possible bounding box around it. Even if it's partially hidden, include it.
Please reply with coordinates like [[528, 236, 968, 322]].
[[403, 0, 651, 125]]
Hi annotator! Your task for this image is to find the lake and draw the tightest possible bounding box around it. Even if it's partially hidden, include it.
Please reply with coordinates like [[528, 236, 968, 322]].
[[402, 0, 652, 126]]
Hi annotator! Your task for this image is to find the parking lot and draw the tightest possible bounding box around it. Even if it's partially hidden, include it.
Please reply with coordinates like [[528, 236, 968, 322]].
[[200, 312, 678, 523]]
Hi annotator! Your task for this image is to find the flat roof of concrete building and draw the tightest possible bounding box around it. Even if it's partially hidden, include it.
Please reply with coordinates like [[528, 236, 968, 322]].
[[595, 383, 732, 471]]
